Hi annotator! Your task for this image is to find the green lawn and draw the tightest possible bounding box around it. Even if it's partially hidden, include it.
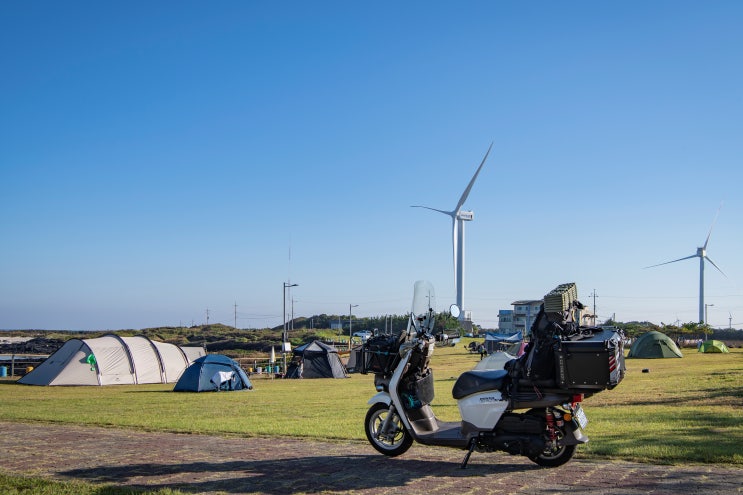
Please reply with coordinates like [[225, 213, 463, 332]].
[[2, 341, 741, 466]]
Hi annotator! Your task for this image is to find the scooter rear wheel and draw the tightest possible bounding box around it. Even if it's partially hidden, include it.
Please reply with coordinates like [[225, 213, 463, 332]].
[[526, 409, 576, 467], [530, 436, 576, 467], [365, 402, 413, 457]]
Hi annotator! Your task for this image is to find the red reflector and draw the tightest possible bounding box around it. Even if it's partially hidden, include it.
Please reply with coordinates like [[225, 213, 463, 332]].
[[609, 355, 617, 372], [572, 394, 584, 403]]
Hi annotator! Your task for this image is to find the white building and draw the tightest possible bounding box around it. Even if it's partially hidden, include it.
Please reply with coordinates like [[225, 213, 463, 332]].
[[511, 300, 543, 337], [501, 299, 596, 337], [497, 309, 514, 333]]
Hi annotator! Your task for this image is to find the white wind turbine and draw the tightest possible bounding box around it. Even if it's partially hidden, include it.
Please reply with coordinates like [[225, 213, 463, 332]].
[[645, 204, 726, 323], [412, 143, 493, 322]]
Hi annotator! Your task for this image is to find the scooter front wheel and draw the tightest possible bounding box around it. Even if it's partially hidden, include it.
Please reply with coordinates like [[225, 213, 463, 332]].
[[364, 402, 413, 457]]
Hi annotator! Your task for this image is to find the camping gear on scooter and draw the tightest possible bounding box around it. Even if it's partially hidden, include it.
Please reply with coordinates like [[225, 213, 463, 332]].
[[544, 282, 578, 312], [504, 304, 567, 385], [555, 327, 625, 390], [360, 333, 404, 375]]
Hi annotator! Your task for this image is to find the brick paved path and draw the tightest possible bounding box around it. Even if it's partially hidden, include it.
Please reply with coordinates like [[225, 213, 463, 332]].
[[1, 421, 741, 495]]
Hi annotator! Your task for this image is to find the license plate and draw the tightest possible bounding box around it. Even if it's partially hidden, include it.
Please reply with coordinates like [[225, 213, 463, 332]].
[[572, 404, 589, 429]]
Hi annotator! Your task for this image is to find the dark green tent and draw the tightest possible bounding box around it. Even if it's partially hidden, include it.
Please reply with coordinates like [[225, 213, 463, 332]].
[[628, 331, 683, 358], [698, 340, 730, 353]]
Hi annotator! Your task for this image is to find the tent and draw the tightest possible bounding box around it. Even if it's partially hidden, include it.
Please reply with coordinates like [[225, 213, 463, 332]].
[[473, 351, 517, 371], [18, 334, 205, 386], [173, 354, 253, 392], [286, 340, 348, 379], [345, 345, 362, 373], [484, 331, 522, 353], [698, 340, 730, 353], [506, 341, 528, 357], [627, 331, 683, 359]]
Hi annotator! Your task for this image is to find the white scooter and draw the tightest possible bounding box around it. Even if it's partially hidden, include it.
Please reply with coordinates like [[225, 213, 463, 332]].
[[362, 281, 596, 468]]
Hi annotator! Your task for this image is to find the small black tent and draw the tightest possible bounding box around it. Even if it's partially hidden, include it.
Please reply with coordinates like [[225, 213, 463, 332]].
[[174, 354, 253, 392], [286, 340, 348, 379]]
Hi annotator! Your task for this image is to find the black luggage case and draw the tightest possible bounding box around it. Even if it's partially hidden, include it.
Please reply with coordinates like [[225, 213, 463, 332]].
[[555, 327, 625, 391]]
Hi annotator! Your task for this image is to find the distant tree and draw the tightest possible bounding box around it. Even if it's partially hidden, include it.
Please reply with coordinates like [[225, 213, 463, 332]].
[[712, 328, 743, 340], [433, 312, 463, 336], [613, 321, 660, 338]]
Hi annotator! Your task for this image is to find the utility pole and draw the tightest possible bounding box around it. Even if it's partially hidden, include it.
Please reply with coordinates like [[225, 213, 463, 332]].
[[234, 302, 238, 330], [349, 304, 358, 350], [206, 308, 210, 326], [589, 289, 598, 324], [283, 282, 298, 374]]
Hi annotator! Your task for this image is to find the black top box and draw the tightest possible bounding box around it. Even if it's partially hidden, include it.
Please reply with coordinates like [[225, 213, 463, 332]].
[[555, 327, 625, 391]]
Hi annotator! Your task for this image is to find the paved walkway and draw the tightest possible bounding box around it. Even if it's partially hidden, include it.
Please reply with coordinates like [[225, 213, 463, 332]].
[[1, 421, 741, 495]]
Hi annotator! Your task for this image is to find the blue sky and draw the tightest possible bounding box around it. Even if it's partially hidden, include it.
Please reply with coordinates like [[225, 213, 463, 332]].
[[2, 1, 742, 331]]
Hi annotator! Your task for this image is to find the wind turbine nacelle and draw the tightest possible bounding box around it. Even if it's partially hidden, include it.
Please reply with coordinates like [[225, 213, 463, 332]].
[[458, 210, 474, 221]]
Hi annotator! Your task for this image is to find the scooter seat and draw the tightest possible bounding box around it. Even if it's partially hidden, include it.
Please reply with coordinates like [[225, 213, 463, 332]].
[[452, 369, 509, 400]]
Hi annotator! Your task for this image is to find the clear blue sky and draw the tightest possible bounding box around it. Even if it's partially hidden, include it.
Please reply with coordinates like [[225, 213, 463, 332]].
[[2, 1, 742, 331]]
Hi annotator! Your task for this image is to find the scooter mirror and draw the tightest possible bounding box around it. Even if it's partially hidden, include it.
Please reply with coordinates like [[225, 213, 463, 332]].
[[449, 304, 461, 318]]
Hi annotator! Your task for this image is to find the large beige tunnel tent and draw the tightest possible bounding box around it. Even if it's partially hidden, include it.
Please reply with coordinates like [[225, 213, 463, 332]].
[[18, 334, 205, 386]]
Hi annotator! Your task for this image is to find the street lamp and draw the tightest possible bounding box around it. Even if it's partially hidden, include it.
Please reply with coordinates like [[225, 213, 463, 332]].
[[705, 303, 714, 326], [283, 282, 298, 374], [349, 304, 358, 350]]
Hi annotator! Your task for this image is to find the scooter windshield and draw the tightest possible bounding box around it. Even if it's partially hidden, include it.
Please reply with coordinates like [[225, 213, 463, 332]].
[[408, 280, 436, 335]]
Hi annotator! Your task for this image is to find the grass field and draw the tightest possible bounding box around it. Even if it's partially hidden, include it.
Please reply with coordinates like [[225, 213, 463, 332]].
[[1, 341, 741, 467]]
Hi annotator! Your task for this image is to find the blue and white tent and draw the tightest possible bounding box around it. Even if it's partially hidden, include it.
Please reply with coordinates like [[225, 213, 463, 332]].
[[484, 331, 523, 353], [173, 354, 253, 392]]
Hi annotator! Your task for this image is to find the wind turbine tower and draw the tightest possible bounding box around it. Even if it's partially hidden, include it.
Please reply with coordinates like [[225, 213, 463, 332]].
[[645, 205, 726, 323], [412, 143, 492, 324]]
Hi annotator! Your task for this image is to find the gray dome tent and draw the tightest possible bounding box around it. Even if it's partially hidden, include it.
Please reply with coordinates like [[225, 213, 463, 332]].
[[286, 340, 348, 379], [628, 331, 683, 359]]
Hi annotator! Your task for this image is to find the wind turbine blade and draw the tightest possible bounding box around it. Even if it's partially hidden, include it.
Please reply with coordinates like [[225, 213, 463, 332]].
[[705, 256, 727, 278], [644, 254, 697, 269], [454, 142, 493, 212], [703, 201, 723, 249], [411, 205, 454, 216]]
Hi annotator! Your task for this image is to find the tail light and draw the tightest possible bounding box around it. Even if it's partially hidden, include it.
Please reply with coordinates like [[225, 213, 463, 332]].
[[572, 394, 584, 403]]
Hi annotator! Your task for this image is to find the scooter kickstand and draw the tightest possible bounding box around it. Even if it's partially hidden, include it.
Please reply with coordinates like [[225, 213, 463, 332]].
[[460, 439, 476, 469]]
